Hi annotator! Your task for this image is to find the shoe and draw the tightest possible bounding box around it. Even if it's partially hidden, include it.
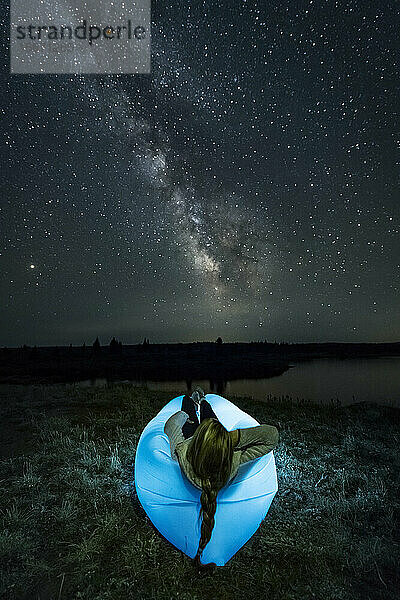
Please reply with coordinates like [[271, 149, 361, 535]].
[[191, 386, 205, 407]]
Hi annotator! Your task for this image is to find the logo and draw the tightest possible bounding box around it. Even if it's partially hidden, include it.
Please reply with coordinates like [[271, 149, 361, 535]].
[[11, 0, 151, 74]]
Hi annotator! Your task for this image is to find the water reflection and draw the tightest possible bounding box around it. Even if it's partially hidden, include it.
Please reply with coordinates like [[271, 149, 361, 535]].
[[66, 356, 400, 407], [183, 377, 227, 395]]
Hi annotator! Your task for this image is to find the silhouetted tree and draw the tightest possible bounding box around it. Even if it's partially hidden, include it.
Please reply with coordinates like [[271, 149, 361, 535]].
[[118, 340, 123, 354], [109, 336, 118, 354], [93, 336, 101, 354], [216, 336, 223, 345], [141, 337, 151, 351]]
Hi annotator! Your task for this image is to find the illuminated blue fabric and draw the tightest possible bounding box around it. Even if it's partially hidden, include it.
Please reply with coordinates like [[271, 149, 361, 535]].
[[134, 393, 278, 567]]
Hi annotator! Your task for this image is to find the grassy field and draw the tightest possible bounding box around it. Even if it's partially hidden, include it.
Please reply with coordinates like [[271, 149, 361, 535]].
[[0, 383, 398, 600]]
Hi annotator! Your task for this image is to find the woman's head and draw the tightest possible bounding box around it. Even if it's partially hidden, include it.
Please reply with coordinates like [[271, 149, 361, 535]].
[[185, 417, 234, 569]]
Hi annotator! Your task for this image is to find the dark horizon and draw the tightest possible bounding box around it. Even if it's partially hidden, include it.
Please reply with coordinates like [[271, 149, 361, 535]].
[[3, 337, 400, 350]]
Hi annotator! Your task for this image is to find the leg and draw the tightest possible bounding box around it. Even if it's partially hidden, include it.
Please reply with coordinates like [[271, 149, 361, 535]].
[[181, 394, 199, 439], [182, 420, 198, 439], [181, 394, 199, 423], [200, 400, 219, 423]]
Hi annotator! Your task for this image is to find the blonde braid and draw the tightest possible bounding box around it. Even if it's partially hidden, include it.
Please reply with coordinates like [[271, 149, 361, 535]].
[[194, 479, 218, 569], [185, 417, 233, 571]]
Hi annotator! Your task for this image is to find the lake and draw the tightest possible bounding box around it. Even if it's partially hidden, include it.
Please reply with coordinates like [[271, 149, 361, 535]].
[[67, 355, 400, 407]]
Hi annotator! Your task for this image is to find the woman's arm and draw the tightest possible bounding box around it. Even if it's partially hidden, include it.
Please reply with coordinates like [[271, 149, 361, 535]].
[[236, 424, 279, 464], [164, 410, 190, 459], [229, 429, 240, 447]]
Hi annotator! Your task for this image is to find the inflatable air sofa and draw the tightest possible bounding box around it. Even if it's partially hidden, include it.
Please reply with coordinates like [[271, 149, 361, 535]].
[[134, 393, 278, 566]]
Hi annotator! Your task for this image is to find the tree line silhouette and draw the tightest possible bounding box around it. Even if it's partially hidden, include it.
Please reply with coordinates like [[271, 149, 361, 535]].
[[17, 336, 297, 358]]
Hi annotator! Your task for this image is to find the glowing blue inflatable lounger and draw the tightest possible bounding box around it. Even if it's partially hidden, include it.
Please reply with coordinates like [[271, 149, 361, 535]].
[[134, 393, 278, 567]]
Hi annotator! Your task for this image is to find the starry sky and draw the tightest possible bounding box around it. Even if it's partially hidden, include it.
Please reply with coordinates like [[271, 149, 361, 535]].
[[1, 0, 399, 347]]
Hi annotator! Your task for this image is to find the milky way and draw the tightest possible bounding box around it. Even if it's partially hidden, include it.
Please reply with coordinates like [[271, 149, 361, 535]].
[[1, 0, 399, 345]]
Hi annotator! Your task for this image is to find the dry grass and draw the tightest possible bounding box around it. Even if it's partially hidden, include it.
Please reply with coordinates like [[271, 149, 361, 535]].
[[0, 383, 398, 600]]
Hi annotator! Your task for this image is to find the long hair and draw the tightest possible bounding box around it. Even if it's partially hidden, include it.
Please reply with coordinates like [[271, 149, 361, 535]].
[[185, 417, 234, 569]]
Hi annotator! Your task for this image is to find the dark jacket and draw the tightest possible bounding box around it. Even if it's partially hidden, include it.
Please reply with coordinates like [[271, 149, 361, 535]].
[[164, 410, 279, 490]]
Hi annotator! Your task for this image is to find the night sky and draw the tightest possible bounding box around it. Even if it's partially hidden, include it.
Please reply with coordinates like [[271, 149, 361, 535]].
[[1, 0, 399, 347]]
